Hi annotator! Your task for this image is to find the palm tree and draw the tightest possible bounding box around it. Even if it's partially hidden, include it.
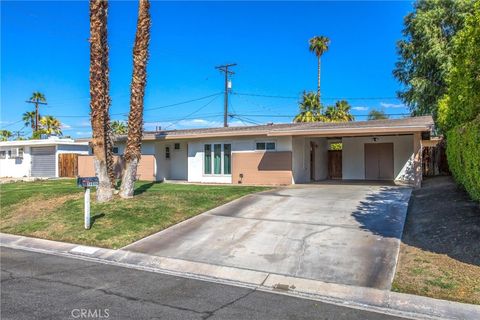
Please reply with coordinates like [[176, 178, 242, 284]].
[[39, 115, 62, 136], [89, 0, 113, 202], [22, 111, 38, 131], [293, 92, 324, 123], [368, 109, 389, 120], [120, 0, 151, 198], [28, 92, 47, 131], [0, 130, 12, 141], [309, 36, 330, 104], [324, 100, 355, 122], [111, 120, 128, 135]]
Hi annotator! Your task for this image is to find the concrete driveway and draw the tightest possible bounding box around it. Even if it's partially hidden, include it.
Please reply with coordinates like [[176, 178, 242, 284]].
[[124, 183, 412, 290]]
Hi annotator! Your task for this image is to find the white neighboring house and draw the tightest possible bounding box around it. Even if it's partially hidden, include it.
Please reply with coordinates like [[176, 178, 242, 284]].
[[0, 137, 89, 178]]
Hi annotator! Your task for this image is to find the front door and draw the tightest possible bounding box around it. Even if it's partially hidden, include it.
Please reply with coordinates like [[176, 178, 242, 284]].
[[364, 143, 394, 180]]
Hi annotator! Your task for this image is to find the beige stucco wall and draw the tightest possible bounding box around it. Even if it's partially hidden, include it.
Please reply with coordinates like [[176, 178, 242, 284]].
[[78, 155, 156, 181], [232, 151, 292, 185]]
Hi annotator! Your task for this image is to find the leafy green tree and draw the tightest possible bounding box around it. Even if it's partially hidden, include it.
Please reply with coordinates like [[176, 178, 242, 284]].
[[111, 120, 128, 135], [293, 92, 324, 123], [438, 1, 480, 132], [0, 130, 12, 141], [324, 100, 354, 122], [309, 36, 330, 104], [367, 109, 389, 120], [393, 0, 473, 120]]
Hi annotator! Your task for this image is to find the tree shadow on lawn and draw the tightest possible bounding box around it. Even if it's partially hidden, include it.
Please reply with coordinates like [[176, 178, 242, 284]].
[[134, 182, 156, 196]]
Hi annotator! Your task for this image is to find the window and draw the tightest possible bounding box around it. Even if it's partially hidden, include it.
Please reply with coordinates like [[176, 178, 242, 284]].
[[204, 143, 231, 175], [256, 141, 276, 151], [0, 151, 5, 159], [204, 145, 211, 174], [165, 146, 170, 159], [224, 144, 231, 175], [7, 150, 11, 158], [174, 143, 180, 150], [16, 148, 24, 158], [214, 144, 221, 174], [112, 147, 119, 154]]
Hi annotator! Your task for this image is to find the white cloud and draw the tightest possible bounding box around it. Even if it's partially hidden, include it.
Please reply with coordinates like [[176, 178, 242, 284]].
[[143, 118, 250, 131], [75, 131, 92, 136], [352, 106, 368, 111], [380, 102, 406, 109], [61, 123, 72, 129]]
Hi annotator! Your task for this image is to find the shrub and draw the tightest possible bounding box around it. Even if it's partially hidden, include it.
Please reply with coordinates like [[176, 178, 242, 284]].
[[446, 116, 480, 201]]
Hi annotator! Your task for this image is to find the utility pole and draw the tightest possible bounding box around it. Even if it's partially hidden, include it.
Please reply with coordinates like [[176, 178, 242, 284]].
[[215, 63, 237, 127], [25, 99, 47, 131]]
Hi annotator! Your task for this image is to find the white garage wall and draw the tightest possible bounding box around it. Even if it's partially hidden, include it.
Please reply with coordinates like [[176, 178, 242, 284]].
[[188, 136, 292, 183], [342, 135, 414, 182]]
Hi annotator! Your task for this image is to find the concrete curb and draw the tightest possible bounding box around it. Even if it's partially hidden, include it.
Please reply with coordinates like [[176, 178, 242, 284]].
[[1, 233, 479, 320]]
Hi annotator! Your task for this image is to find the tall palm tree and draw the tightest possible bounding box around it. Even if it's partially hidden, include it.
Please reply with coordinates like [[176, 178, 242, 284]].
[[120, 0, 151, 198], [39, 115, 62, 136], [22, 111, 38, 131], [309, 36, 330, 105], [324, 100, 355, 122], [111, 120, 128, 135], [89, 0, 113, 202], [293, 92, 324, 123], [28, 92, 46, 131]]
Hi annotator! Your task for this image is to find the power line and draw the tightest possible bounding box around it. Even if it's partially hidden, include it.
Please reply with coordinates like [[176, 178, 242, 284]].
[[1, 119, 24, 129], [233, 92, 398, 100], [164, 95, 221, 129], [231, 113, 410, 118], [51, 92, 223, 118]]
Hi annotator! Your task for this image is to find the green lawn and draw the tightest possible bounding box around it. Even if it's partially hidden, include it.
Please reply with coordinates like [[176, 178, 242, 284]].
[[0, 179, 269, 249]]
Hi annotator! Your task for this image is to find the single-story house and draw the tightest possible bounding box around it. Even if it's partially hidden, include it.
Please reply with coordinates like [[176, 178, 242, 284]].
[[0, 137, 90, 178], [85, 115, 432, 188]]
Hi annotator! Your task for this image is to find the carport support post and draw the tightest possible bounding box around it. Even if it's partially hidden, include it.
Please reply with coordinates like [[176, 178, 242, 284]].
[[413, 132, 422, 188], [84, 187, 91, 230]]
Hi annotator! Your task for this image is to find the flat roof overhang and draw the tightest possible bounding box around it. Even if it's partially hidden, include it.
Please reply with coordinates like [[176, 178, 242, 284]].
[[267, 125, 431, 137]]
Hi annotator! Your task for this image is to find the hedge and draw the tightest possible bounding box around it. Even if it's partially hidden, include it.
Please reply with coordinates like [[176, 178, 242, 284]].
[[446, 116, 480, 201]]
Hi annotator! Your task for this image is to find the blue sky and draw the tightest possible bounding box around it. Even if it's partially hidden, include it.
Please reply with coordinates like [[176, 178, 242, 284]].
[[1, 1, 413, 138]]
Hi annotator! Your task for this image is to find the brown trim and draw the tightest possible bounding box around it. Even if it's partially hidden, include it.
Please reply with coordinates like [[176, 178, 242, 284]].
[[268, 126, 430, 137], [232, 151, 292, 185]]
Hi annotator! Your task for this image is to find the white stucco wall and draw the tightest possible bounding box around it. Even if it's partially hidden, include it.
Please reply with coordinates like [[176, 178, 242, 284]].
[[291, 137, 329, 183], [342, 135, 415, 182], [0, 146, 31, 177], [188, 136, 292, 183]]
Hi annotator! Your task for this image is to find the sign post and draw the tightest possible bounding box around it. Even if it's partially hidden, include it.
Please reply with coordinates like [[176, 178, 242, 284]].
[[77, 177, 99, 230]]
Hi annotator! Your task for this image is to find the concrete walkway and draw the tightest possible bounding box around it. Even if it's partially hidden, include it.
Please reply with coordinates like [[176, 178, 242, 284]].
[[124, 184, 412, 289]]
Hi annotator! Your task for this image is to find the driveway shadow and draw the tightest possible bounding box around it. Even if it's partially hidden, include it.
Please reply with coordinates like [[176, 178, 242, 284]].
[[352, 186, 410, 239], [400, 176, 480, 266]]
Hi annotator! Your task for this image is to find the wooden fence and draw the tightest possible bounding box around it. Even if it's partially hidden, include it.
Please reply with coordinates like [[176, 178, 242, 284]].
[[422, 140, 450, 176], [328, 150, 342, 179], [58, 154, 78, 177]]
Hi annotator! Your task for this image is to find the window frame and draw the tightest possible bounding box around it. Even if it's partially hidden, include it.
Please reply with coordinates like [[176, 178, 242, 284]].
[[255, 141, 277, 151], [165, 146, 171, 159], [203, 143, 232, 177]]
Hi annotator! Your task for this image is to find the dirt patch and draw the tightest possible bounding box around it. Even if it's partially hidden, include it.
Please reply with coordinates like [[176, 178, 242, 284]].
[[393, 176, 480, 304], [2, 193, 82, 227]]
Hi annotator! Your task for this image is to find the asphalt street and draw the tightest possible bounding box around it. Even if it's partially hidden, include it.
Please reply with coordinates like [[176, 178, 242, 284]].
[[1, 247, 408, 320]]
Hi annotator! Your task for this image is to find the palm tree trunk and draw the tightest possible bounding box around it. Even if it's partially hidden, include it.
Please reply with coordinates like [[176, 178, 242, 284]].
[[119, 0, 151, 198], [317, 56, 321, 105], [89, 0, 113, 202]]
